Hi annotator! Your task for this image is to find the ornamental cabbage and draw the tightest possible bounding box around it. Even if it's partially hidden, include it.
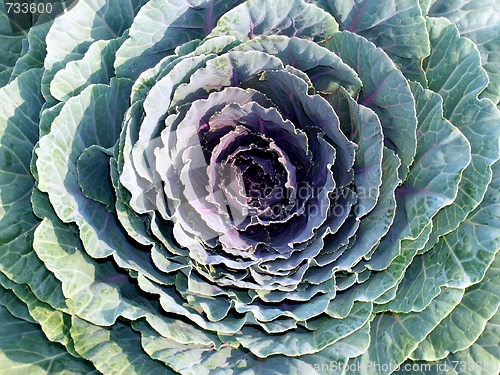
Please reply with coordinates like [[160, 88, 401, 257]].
[[0, 0, 499, 374]]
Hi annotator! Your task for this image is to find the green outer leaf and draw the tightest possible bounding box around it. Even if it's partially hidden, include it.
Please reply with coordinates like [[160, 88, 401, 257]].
[[372, 221, 433, 306], [421, 18, 500, 252], [367, 80, 471, 304], [428, 0, 500, 104], [138, 274, 248, 335], [401, 82, 470, 239], [329, 88, 383, 217], [233, 302, 372, 357], [35, 79, 167, 290], [232, 35, 362, 96], [42, 0, 147, 101], [0, 272, 76, 356], [0, 3, 26, 86], [77, 145, 115, 210], [37, 101, 63, 138], [350, 288, 464, 375], [0, 69, 67, 311], [135, 320, 237, 375], [11, 23, 50, 79], [332, 218, 431, 320], [383, 156, 500, 314], [0, 34, 24, 87], [115, 0, 243, 79], [315, 0, 430, 59], [283, 322, 371, 374], [314, 0, 431, 83], [50, 35, 126, 102], [44, 0, 146, 70], [37, 79, 132, 224], [208, 0, 339, 43], [35, 78, 172, 290], [323, 31, 417, 181], [0, 283, 35, 324], [33, 212, 217, 347], [411, 252, 500, 361], [71, 316, 168, 374], [0, 68, 41, 211], [135, 320, 370, 375], [441, 312, 500, 375], [334, 147, 399, 269], [0, 305, 95, 374], [33, 216, 141, 325]]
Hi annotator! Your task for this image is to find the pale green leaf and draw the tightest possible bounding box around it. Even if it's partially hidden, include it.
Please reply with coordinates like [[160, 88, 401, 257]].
[[71, 316, 167, 374], [50, 35, 126, 102], [33, 213, 216, 347], [0, 272, 75, 355], [35, 78, 174, 291], [135, 319, 370, 375], [362, 80, 471, 274]]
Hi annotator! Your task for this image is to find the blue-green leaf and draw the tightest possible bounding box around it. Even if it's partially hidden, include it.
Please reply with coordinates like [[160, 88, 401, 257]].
[[314, 0, 430, 60], [323, 31, 417, 181], [209, 0, 339, 43], [42, 0, 147, 101], [411, 252, 500, 361], [0, 305, 95, 374], [421, 18, 500, 252], [351, 288, 464, 374], [441, 312, 500, 375], [382, 159, 500, 313], [428, 0, 500, 104], [115, 0, 243, 79]]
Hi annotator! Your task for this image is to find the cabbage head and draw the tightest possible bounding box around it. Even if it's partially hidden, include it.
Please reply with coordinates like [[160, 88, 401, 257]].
[[0, 0, 499, 374]]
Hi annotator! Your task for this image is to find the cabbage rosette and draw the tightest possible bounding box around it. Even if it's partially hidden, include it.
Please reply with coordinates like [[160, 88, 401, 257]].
[[0, 0, 499, 374]]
